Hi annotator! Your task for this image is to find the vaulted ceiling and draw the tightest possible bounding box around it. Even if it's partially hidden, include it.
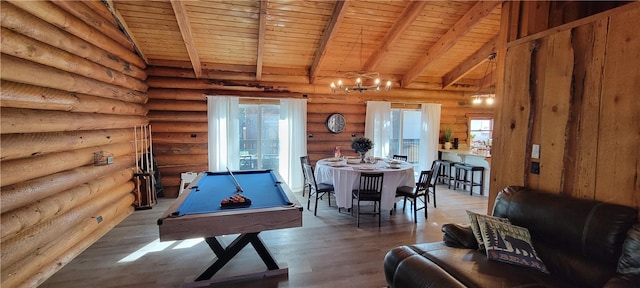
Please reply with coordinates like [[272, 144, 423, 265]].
[[107, 0, 502, 92]]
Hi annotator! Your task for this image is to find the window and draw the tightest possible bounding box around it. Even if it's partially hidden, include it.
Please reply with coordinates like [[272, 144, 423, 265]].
[[469, 118, 493, 148], [239, 103, 280, 170], [390, 108, 421, 163]]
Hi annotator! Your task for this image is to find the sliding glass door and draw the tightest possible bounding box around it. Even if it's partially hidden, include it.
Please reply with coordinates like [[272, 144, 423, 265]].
[[239, 104, 280, 170], [390, 109, 421, 164]]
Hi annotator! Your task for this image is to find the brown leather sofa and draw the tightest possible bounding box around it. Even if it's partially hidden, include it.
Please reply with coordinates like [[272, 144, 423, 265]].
[[384, 186, 640, 288]]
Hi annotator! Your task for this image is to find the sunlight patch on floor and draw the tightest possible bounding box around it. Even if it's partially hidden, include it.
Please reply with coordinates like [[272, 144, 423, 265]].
[[118, 238, 206, 263]]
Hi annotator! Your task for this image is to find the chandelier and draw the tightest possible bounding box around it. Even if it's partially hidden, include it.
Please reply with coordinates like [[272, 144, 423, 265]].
[[330, 72, 392, 93], [330, 28, 392, 94], [472, 53, 497, 105]]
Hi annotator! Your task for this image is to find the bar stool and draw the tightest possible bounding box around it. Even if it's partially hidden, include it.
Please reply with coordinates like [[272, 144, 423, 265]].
[[453, 163, 485, 195], [435, 160, 455, 189]]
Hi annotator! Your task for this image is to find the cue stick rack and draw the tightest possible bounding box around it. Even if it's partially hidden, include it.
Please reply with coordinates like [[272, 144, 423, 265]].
[[133, 124, 156, 210]]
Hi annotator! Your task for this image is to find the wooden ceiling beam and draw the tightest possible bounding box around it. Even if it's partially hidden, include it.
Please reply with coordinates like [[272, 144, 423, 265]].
[[103, 0, 148, 64], [362, 1, 429, 71], [308, 0, 350, 84], [442, 35, 498, 89], [401, 0, 500, 88], [170, 0, 202, 78], [256, 0, 267, 80]]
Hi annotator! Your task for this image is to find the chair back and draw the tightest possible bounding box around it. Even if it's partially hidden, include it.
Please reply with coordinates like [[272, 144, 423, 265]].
[[428, 161, 441, 187], [415, 170, 431, 193], [356, 173, 384, 196], [392, 155, 408, 161], [300, 155, 310, 166], [302, 163, 317, 190]]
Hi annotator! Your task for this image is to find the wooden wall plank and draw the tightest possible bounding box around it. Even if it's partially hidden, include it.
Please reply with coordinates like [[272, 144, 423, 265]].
[[537, 30, 574, 193], [595, 8, 640, 207], [490, 40, 535, 205], [563, 20, 608, 199]]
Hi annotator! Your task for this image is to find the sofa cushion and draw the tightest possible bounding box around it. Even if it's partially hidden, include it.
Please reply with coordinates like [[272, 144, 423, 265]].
[[492, 186, 637, 267], [397, 242, 577, 287], [466, 210, 509, 251], [491, 186, 638, 287], [535, 241, 618, 288], [477, 216, 549, 274]]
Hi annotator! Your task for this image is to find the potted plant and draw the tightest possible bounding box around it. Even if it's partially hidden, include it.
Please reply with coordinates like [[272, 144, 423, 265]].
[[351, 137, 373, 163], [443, 127, 453, 150]]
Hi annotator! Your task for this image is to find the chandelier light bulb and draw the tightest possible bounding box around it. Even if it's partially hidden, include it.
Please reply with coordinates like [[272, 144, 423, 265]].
[[337, 80, 342, 88], [486, 97, 494, 104], [386, 80, 392, 89], [472, 97, 482, 104]]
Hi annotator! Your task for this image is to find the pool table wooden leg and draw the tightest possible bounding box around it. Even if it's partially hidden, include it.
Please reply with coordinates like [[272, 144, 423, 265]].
[[195, 232, 282, 281]]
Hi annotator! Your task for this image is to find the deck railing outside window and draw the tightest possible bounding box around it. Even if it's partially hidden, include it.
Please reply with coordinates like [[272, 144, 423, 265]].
[[389, 138, 420, 163]]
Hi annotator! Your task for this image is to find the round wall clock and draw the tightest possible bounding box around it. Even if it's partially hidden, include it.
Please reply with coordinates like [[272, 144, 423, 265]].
[[326, 113, 346, 134]]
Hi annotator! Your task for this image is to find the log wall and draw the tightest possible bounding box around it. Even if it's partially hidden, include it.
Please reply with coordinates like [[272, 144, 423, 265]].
[[146, 70, 493, 197], [0, 1, 147, 287], [490, 1, 640, 216]]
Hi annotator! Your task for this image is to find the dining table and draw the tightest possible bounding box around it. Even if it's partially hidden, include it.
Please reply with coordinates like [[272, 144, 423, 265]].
[[314, 157, 416, 211]]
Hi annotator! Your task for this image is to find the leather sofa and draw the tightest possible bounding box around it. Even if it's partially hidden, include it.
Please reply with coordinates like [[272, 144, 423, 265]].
[[384, 186, 640, 288]]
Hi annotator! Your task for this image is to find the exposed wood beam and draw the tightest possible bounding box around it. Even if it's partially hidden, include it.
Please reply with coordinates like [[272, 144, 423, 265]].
[[362, 1, 428, 71], [442, 35, 498, 89], [308, 0, 350, 84], [103, 0, 148, 64], [401, 0, 500, 88], [256, 0, 267, 80], [170, 0, 202, 78]]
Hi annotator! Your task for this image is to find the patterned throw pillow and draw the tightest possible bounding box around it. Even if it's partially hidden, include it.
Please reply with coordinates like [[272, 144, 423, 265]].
[[466, 210, 510, 251], [617, 223, 640, 278], [477, 216, 549, 274]]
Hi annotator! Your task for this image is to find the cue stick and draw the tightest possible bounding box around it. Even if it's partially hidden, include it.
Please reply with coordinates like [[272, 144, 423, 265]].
[[226, 167, 243, 192]]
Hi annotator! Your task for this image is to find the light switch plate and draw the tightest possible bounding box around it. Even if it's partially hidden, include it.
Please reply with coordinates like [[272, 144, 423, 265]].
[[532, 144, 540, 159]]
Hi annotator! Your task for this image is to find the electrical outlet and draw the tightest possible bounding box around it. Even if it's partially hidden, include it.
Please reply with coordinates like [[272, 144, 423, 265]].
[[531, 162, 540, 174]]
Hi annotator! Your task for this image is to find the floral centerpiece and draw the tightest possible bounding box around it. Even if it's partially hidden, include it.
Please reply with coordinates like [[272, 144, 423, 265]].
[[351, 137, 373, 163]]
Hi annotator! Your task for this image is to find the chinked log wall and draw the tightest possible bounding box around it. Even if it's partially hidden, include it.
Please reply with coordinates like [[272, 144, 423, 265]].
[[146, 67, 493, 198], [0, 1, 147, 287]]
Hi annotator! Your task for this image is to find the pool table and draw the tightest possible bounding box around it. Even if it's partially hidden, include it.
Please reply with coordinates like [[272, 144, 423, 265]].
[[157, 169, 302, 285]]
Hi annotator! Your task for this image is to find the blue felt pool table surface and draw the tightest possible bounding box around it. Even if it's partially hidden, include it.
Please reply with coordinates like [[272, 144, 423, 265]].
[[175, 170, 293, 216]]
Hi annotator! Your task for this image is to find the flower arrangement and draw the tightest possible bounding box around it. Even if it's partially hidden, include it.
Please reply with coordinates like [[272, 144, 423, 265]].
[[351, 137, 373, 153]]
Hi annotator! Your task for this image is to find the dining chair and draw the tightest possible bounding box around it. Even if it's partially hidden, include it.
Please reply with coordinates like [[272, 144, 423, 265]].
[[426, 160, 440, 208], [392, 155, 408, 161], [299, 156, 310, 197], [302, 163, 335, 216], [351, 172, 384, 227], [394, 170, 433, 223]]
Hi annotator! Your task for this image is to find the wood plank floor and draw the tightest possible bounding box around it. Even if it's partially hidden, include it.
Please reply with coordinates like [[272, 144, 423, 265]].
[[41, 184, 488, 288]]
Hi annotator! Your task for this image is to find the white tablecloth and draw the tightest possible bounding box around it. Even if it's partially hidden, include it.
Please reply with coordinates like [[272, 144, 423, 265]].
[[314, 158, 415, 210]]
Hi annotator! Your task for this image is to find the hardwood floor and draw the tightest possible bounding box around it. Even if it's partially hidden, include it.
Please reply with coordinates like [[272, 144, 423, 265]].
[[41, 184, 488, 288]]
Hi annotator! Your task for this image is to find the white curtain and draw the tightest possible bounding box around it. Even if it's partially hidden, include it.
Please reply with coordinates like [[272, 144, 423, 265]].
[[279, 98, 307, 192], [364, 101, 391, 158], [419, 103, 441, 171], [206, 96, 239, 171]]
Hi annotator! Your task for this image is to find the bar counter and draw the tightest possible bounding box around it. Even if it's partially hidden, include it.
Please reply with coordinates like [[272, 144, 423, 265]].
[[438, 148, 491, 196]]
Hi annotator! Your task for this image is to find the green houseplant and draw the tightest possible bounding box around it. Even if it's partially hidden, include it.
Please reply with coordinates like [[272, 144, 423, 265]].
[[443, 127, 453, 149]]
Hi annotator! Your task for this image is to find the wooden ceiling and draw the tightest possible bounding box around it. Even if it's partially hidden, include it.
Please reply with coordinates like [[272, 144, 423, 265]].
[[107, 0, 502, 92]]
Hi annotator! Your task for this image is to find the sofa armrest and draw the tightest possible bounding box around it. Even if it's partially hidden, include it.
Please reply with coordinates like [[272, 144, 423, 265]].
[[603, 276, 640, 288], [384, 246, 467, 288], [441, 223, 478, 249]]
